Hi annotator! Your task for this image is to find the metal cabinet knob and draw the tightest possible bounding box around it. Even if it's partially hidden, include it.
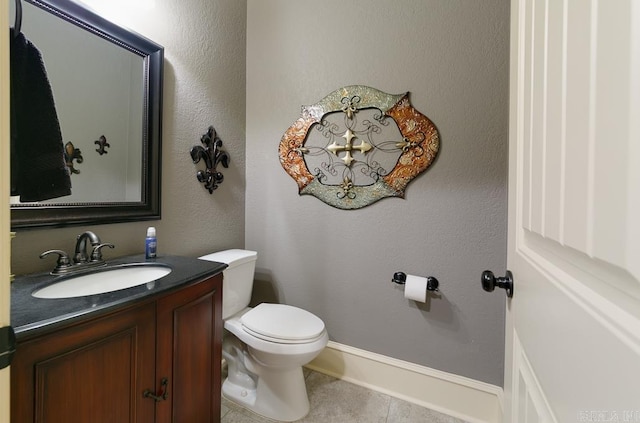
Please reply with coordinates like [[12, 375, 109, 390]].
[[144, 377, 169, 402]]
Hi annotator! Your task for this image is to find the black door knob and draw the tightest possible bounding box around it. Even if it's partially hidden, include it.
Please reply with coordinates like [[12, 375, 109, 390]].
[[481, 270, 514, 298]]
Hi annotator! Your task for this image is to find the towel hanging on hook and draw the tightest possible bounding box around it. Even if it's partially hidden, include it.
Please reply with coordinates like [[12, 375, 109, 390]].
[[9, 5, 72, 202], [13, 0, 23, 38]]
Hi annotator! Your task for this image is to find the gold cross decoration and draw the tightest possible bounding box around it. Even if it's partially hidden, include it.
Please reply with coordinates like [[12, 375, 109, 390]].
[[326, 129, 373, 166]]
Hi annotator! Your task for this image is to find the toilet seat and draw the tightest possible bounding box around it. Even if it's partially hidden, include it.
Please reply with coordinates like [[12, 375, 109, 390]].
[[241, 303, 325, 344]]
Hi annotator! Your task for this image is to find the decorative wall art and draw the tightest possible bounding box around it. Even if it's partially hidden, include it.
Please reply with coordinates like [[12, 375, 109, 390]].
[[95, 135, 110, 155], [190, 125, 230, 194], [64, 141, 83, 174], [278, 85, 440, 209]]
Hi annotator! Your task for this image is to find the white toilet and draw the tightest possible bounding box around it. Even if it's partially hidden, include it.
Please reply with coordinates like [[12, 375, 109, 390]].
[[199, 249, 328, 422]]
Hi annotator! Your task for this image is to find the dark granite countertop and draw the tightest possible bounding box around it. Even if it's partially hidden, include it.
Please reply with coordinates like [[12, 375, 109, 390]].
[[11, 254, 226, 338]]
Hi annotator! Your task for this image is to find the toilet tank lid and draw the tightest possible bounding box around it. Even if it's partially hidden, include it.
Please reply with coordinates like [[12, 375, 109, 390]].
[[198, 249, 257, 268]]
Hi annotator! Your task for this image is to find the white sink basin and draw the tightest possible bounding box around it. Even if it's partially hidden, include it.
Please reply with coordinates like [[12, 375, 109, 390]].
[[32, 265, 172, 299]]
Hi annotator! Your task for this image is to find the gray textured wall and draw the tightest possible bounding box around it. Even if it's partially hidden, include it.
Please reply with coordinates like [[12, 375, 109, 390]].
[[245, 0, 509, 386], [11, 0, 247, 275]]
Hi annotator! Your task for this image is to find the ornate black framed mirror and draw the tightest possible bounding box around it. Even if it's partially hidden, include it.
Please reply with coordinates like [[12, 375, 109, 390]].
[[10, 0, 163, 229]]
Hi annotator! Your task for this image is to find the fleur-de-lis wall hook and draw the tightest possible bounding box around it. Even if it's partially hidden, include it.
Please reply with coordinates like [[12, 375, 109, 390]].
[[190, 125, 230, 193], [95, 135, 110, 155], [64, 141, 83, 174]]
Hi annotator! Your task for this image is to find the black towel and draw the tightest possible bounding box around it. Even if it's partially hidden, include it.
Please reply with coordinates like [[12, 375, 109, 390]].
[[10, 28, 71, 202]]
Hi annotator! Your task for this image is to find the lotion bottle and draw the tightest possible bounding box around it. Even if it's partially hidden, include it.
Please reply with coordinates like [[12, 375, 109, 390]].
[[145, 227, 157, 259]]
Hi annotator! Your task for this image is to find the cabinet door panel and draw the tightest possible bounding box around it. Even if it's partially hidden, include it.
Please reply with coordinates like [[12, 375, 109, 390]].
[[11, 304, 156, 423], [156, 275, 223, 423], [36, 330, 136, 422]]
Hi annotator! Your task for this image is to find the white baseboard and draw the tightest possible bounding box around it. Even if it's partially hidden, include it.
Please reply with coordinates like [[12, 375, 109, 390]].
[[306, 341, 503, 423]]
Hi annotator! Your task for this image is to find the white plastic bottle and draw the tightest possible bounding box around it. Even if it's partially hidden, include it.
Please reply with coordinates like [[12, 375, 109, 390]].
[[145, 227, 157, 259]]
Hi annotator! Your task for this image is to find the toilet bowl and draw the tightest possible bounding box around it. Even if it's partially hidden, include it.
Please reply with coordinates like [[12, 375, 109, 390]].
[[199, 249, 328, 422]]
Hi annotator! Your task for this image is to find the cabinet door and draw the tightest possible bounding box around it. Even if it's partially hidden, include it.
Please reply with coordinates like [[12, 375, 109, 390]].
[[155, 275, 223, 423], [11, 303, 156, 423]]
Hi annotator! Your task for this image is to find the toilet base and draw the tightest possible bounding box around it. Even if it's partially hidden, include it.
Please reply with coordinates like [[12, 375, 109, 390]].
[[222, 366, 310, 422]]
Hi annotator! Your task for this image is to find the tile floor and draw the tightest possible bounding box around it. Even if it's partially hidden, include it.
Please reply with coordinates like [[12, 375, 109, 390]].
[[220, 369, 470, 423]]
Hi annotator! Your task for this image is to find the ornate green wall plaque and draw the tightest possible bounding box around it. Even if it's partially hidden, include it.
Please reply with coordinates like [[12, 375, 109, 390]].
[[279, 86, 439, 209]]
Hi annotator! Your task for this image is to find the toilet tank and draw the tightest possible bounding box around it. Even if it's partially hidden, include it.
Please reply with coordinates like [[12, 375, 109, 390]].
[[198, 249, 257, 319]]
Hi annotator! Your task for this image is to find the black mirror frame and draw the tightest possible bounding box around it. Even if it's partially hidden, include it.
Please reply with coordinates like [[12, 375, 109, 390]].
[[11, 0, 163, 230]]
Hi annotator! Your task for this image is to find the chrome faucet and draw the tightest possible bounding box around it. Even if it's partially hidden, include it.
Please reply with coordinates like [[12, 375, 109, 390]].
[[40, 231, 114, 275]]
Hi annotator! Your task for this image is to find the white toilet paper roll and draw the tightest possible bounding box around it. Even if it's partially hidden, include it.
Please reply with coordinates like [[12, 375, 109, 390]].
[[404, 274, 428, 303]]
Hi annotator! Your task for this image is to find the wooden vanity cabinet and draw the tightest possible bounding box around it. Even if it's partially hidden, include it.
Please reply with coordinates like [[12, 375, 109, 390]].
[[155, 274, 223, 423], [11, 302, 157, 422], [11, 274, 222, 423]]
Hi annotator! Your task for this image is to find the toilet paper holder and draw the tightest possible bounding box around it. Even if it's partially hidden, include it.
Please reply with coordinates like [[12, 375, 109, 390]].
[[392, 272, 439, 292]]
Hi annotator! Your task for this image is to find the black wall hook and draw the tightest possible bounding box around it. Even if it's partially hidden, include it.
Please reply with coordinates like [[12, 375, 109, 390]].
[[190, 126, 230, 193]]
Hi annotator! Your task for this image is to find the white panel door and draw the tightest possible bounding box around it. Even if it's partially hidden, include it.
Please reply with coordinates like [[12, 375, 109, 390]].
[[505, 0, 640, 422]]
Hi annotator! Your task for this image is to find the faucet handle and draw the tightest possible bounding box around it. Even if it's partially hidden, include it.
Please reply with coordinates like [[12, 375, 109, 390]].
[[40, 250, 72, 273], [90, 243, 115, 262]]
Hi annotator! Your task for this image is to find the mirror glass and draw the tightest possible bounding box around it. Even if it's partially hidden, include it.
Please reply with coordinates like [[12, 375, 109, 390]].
[[10, 0, 163, 229]]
